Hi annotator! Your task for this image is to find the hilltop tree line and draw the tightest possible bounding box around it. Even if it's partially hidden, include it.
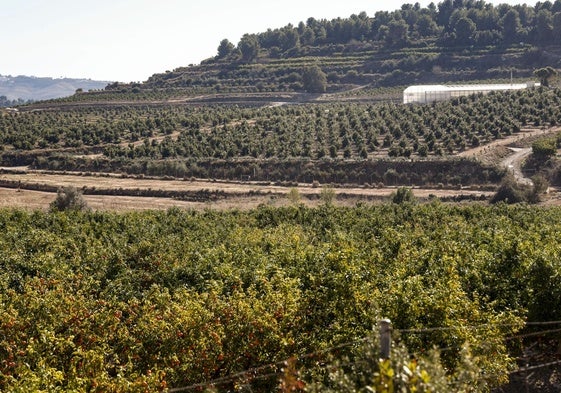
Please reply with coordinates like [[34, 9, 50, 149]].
[[133, 0, 561, 95], [215, 0, 561, 62], [0, 96, 28, 108]]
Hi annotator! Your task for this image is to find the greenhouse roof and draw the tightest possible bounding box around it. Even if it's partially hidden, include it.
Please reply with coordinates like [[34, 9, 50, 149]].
[[403, 83, 538, 93]]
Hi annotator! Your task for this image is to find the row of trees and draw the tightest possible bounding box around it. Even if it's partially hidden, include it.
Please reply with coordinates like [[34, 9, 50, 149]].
[[215, 0, 561, 62], [0, 96, 28, 107], [4, 88, 560, 162], [31, 155, 501, 187]]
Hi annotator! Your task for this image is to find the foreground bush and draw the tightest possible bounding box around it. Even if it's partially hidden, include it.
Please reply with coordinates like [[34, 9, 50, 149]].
[[1, 204, 560, 391]]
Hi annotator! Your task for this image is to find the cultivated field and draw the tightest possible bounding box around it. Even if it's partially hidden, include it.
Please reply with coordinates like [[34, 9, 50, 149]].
[[3, 126, 559, 211]]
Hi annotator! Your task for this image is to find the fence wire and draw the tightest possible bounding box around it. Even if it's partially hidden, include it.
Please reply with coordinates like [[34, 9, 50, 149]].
[[167, 320, 561, 392]]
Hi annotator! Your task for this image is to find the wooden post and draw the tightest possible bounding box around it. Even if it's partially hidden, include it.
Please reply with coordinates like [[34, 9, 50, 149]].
[[379, 319, 392, 359]]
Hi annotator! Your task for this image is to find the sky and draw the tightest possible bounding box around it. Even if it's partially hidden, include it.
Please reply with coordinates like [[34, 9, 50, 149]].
[[0, 0, 535, 83]]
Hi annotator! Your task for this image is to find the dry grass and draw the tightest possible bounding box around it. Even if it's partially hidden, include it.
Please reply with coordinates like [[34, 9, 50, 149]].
[[0, 168, 495, 211], [0, 187, 287, 211], [0, 188, 55, 210]]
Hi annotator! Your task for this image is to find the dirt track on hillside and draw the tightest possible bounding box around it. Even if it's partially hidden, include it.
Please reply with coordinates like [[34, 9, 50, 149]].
[[457, 127, 556, 159]]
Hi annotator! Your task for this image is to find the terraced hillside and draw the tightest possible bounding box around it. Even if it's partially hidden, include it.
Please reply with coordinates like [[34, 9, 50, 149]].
[[1, 87, 559, 193], [43, 0, 561, 105]]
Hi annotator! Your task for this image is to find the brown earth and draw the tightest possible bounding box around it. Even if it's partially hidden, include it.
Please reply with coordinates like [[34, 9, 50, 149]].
[[2, 126, 559, 211], [0, 168, 493, 211], [0, 187, 278, 211]]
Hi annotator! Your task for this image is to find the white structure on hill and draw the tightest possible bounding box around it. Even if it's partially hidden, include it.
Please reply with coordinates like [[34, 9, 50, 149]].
[[403, 82, 539, 104]]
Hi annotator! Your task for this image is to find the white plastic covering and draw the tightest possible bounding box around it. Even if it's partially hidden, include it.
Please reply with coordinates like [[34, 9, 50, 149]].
[[403, 82, 538, 104]]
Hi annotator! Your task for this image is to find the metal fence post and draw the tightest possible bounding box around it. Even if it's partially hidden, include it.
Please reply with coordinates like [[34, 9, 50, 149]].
[[379, 319, 392, 359]]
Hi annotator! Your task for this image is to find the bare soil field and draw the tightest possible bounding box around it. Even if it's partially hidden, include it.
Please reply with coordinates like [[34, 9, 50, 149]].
[[0, 169, 493, 211], [0, 187, 278, 211]]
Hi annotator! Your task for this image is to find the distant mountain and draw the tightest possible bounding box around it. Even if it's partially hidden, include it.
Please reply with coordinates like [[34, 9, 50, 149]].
[[0, 74, 111, 102]]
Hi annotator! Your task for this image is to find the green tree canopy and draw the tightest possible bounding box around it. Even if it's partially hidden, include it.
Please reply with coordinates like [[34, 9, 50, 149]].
[[532, 136, 557, 159], [536, 9, 554, 43], [534, 66, 558, 87], [217, 38, 235, 58], [500, 9, 521, 42], [50, 186, 89, 212], [302, 65, 327, 93], [279, 26, 300, 50], [238, 34, 260, 62], [385, 18, 409, 47], [416, 14, 440, 37], [553, 11, 561, 41], [454, 16, 476, 44], [391, 186, 416, 204]]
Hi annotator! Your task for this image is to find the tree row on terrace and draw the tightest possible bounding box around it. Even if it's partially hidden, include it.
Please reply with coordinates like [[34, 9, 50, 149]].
[[2, 88, 560, 164]]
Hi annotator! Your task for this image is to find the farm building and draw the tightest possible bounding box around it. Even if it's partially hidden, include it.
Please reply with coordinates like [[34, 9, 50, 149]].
[[403, 82, 539, 104]]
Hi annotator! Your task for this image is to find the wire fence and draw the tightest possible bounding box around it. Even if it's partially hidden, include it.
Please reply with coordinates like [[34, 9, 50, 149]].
[[168, 320, 561, 392]]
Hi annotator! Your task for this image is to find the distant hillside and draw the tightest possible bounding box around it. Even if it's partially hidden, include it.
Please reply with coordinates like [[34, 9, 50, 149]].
[[39, 0, 561, 106], [139, 0, 561, 93], [0, 74, 110, 102]]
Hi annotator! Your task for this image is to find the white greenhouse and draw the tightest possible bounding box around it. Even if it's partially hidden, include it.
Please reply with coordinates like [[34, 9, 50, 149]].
[[403, 82, 539, 104]]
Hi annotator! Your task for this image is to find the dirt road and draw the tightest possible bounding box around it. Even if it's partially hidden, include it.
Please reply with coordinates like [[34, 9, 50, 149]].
[[503, 147, 533, 186], [457, 128, 553, 158]]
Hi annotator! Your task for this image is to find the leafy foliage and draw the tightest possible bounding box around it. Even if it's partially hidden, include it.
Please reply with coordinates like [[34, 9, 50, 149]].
[[49, 186, 89, 212], [532, 137, 557, 160], [4, 89, 561, 179], [319, 185, 335, 206], [490, 174, 530, 204], [1, 204, 560, 390], [302, 65, 327, 93], [534, 66, 558, 87], [391, 187, 416, 204], [0, 96, 29, 107]]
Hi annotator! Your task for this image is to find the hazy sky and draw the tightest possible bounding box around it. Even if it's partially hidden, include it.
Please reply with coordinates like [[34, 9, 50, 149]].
[[1, 0, 534, 82]]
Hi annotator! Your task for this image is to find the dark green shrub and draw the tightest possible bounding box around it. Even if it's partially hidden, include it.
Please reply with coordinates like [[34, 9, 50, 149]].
[[490, 175, 529, 204], [391, 187, 415, 204], [49, 186, 89, 212]]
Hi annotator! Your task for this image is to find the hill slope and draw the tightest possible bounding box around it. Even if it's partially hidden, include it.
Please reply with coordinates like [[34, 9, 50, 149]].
[[0, 74, 110, 102], [4, 0, 561, 193], [126, 1, 561, 98], [42, 0, 561, 106]]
